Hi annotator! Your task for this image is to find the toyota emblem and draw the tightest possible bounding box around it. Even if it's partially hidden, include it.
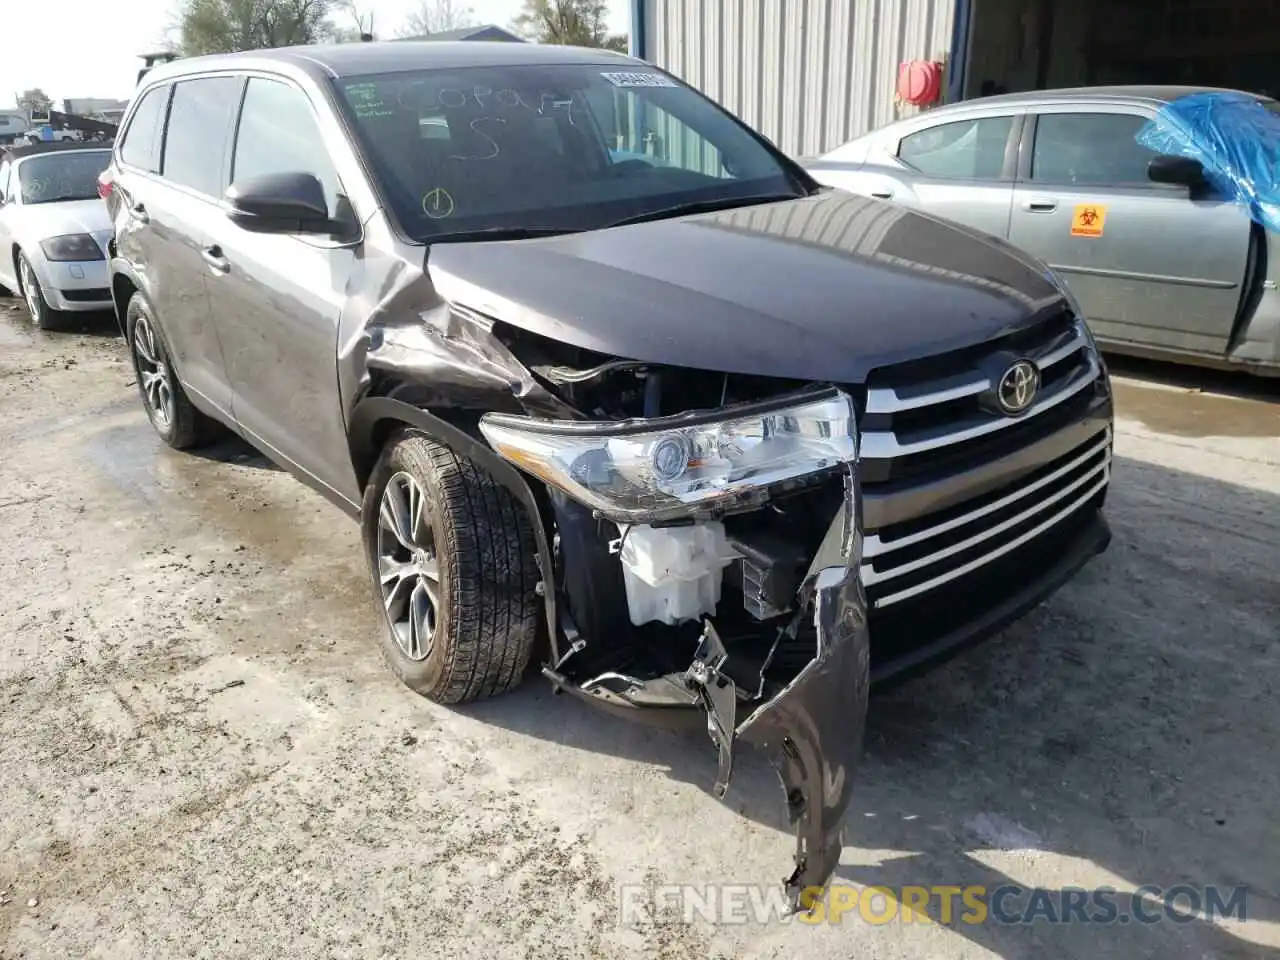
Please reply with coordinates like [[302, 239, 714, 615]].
[[996, 360, 1040, 415]]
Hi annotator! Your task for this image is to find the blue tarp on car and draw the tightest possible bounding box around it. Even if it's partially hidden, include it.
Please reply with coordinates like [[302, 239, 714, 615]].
[[1137, 91, 1280, 234]]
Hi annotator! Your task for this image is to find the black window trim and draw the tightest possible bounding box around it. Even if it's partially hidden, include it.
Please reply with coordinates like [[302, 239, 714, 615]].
[[1017, 108, 1190, 191], [895, 111, 1024, 183]]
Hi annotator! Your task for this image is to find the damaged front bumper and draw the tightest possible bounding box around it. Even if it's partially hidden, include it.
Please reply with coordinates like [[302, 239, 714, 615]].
[[734, 505, 869, 906], [541, 487, 868, 907], [489, 381, 871, 908]]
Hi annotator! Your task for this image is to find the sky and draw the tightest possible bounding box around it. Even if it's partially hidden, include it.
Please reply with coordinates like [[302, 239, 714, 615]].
[[0, 0, 631, 109]]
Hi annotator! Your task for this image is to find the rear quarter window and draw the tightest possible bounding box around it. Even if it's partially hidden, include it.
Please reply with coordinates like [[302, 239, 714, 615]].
[[119, 84, 170, 174], [899, 115, 1014, 180]]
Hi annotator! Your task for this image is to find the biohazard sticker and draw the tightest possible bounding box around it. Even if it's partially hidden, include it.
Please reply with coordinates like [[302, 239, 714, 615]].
[[1071, 203, 1108, 238]]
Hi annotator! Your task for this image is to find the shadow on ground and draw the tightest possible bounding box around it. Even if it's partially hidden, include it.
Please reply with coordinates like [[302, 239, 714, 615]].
[[462, 454, 1280, 958], [1, 303, 121, 338]]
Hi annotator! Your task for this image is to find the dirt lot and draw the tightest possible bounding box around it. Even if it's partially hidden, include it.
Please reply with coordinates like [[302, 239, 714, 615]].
[[0, 302, 1277, 959]]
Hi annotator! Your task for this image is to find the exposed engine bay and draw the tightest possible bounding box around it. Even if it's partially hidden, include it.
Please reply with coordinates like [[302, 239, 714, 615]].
[[487, 324, 848, 682]]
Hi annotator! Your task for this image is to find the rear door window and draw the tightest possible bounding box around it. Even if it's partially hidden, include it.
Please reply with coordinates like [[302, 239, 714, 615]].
[[1030, 113, 1159, 185], [231, 77, 342, 215], [119, 84, 170, 174], [899, 115, 1015, 180], [162, 76, 243, 197]]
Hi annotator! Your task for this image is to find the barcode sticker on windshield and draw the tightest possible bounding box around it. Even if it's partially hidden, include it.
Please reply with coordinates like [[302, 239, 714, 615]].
[[601, 71, 678, 88]]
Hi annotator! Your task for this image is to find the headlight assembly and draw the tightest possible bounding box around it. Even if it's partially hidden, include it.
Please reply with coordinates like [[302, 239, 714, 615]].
[[40, 233, 104, 262], [478, 388, 857, 522]]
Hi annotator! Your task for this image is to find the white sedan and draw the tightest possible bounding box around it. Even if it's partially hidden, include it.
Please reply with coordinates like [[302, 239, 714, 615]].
[[0, 142, 114, 329]]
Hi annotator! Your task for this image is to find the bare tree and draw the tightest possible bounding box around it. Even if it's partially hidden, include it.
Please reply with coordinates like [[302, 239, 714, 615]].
[[395, 0, 475, 38], [331, 0, 375, 40]]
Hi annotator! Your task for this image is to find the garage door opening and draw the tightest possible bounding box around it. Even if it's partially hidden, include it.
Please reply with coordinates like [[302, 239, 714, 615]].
[[961, 0, 1280, 98]]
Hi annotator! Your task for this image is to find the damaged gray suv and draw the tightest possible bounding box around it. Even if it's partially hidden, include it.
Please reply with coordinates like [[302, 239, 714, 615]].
[[103, 42, 1114, 904]]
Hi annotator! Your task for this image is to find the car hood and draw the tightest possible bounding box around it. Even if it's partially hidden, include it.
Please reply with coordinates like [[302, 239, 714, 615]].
[[11, 198, 112, 249], [426, 191, 1066, 384]]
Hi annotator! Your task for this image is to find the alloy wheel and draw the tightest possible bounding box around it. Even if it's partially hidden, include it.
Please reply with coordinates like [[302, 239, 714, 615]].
[[376, 471, 440, 662], [19, 259, 41, 320], [132, 314, 174, 428]]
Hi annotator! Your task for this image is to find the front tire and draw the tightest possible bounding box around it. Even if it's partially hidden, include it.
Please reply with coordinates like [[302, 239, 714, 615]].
[[18, 253, 61, 330], [125, 293, 220, 450], [362, 430, 541, 704]]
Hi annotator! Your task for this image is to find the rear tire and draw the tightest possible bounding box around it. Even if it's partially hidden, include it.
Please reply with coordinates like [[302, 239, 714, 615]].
[[125, 293, 221, 450], [361, 430, 541, 704], [18, 252, 63, 331]]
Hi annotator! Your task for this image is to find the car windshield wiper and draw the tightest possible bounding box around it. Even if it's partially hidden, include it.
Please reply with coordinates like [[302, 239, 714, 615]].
[[426, 226, 579, 243], [602, 193, 801, 229]]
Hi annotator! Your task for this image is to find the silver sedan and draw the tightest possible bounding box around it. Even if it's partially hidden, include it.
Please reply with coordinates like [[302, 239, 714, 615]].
[[0, 142, 115, 330], [805, 85, 1280, 377]]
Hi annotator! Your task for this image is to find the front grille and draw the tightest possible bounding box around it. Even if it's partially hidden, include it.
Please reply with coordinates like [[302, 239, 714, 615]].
[[862, 428, 1111, 610], [867, 480, 1106, 674], [859, 307, 1102, 486], [59, 287, 110, 303]]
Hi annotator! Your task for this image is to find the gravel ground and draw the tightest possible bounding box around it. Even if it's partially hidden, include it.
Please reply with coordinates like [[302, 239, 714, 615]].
[[0, 301, 1277, 959]]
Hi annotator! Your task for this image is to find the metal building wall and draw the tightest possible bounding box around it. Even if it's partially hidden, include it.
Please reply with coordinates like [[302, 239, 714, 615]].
[[638, 0, 958, 158]]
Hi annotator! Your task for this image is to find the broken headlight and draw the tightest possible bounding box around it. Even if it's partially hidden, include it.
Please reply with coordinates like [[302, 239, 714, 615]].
[[478, 388, 856, 523]]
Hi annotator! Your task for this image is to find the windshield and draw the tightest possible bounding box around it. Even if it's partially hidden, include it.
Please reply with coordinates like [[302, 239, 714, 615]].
[[332, 64, 808, 241], [17, 151, 111, 204]]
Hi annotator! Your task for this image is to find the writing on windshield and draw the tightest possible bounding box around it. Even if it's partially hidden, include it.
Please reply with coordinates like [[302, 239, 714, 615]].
[[334, 64, 802, 240]]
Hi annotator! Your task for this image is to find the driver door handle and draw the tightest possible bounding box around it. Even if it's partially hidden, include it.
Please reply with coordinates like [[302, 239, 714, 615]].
[[871, 190, 894, 200], [202, 245, 230, 275], [130, 202, 150, 224], [1025, 198, 1058, 213]]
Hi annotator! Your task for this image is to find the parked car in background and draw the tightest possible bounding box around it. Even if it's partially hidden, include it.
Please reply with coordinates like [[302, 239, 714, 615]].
[[0, 141, 114, 328], [0, 111, 30, 146], [806, 86, 1280, 377], [102, 42, 1112, 905]]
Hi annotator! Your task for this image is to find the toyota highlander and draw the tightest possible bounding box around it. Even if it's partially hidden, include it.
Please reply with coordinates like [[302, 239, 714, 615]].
[[102, 42, 1114, 905]]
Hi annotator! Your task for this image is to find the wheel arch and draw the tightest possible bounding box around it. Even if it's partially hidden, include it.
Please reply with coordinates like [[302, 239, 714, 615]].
[[109, 259, 142, 337], [349, 396, 559, 655]]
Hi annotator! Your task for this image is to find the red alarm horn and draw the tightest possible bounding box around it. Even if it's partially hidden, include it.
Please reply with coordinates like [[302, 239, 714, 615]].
[[897, 61, 943, 106]]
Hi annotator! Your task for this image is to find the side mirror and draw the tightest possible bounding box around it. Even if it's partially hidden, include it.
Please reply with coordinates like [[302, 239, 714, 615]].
[[1148, 154, 1206, 188], [223, 171, 342, 235]]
